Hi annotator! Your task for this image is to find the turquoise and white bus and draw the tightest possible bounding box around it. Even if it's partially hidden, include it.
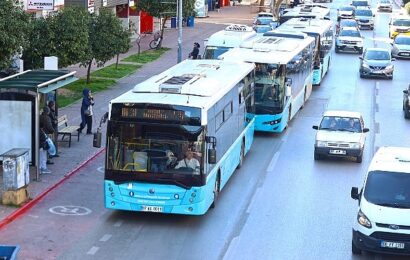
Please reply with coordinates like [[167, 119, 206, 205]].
[[275, 18, 333, 85], [104, 59, 255, 215], [220, 30, 315, 133], [203, 24, 257, 59]]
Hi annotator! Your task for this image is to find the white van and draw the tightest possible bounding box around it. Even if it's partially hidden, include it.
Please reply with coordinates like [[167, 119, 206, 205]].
[[202, 24, 257, 59], [351, 146, 410, 255]]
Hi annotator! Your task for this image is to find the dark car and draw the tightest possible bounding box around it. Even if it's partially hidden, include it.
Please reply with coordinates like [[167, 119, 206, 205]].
[[359, 48, 395, 79], [403, 84, 410, 118], [337, 6, 356, 21]]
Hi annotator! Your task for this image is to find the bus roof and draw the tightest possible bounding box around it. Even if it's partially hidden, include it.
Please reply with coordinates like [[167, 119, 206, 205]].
[[281, 5, 330, 19], [205, 24, 257, 48], [278, 18, 333, 36], [110, 59, 255, 110], [219, 33, 315, 65]]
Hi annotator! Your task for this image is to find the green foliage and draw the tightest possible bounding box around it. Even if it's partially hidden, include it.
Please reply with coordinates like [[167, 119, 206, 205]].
[[138, 0, 196, 18], [405, 2, 410, 14], [91, 64, 141, 79], [122, 48, 170, 63], [0, 0, 29, 70], [404, 0, 410, 7]]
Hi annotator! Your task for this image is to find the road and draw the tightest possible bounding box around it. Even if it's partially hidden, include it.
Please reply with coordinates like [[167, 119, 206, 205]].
[[1, 2, 409, 260]]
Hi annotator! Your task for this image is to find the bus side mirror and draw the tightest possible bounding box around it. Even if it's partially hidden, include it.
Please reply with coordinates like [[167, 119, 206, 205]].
[[404, 90, 409, 94], [285, 85, 292, 97], [208, 148, 216, 164]]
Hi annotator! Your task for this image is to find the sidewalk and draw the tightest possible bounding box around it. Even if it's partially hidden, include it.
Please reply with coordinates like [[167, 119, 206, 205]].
[[0, 6, 255, 228]]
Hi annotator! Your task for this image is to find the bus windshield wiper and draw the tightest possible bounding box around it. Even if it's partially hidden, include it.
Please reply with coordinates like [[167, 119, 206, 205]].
[[376, 202, 410, 209]]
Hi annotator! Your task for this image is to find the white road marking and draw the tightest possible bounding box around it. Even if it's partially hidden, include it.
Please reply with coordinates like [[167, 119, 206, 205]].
[[246, 187, 262, 214], [113, 220, 123, 227], [97, 166, 105, 173], [87, 246, 99, 255], [49, 206, 92, 216], [267, 152, 280, 172], [99, 234, 112, 242]]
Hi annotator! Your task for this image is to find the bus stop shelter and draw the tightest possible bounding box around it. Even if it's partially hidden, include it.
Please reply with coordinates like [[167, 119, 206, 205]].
[[0, 70, 78, 180]]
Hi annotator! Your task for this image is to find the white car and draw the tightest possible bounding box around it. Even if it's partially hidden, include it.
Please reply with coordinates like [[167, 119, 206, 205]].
[[312, 110, 369, 163], [377, 0, 393, 12], [351, 146, 410, 255], [335, 27, 364, 54]]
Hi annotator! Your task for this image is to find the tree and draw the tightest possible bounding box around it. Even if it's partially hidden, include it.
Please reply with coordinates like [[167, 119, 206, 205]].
[[80, 8, 131, 83], [114, 29, 132, 69], [138, 0, 196, 48], [0, 0, 29, 70]]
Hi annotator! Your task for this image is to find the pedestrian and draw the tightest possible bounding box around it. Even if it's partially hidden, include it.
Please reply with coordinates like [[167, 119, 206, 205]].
[[77, 88, 95, 134], [48, 100, 59, 158], [189, 42, 200, 60], [39, 106, 55, 173]]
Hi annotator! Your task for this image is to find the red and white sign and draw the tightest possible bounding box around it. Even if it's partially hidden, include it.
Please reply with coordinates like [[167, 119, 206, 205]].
[[88, 0, 95, 7], [27, 0, 55, 10]]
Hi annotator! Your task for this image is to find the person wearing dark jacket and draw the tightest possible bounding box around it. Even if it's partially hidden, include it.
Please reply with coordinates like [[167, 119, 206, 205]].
[[77, 88, 95, 134], [39, 106, 55, 173], [48, 101, 59, 158], [189, 42, 200, 59]]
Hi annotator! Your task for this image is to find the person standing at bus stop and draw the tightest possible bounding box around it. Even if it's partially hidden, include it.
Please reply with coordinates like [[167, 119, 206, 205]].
[[77, 88, 95, 134], [189, 42, 200, 59]]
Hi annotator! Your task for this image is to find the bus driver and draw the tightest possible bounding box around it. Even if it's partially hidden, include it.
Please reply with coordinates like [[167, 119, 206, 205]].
[[175, 149, 200, 170]]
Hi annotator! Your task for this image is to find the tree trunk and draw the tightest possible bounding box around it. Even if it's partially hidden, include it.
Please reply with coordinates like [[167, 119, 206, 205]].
[[86, 60, 92, 84], [259, 0, 266, 12], [116, 54, 119, 69], [158, 17, 168, 49]]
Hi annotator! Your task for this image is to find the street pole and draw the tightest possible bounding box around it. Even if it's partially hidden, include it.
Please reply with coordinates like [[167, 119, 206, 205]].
[[177, 0, 183, 63]]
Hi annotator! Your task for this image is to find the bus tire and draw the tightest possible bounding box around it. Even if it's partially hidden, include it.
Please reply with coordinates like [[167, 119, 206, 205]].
[[356, 153, 363, 163], [237, 141, 245, 169], [210, 173, 220, 208], [285, 106, 291, 130], [301, 88, 306, 108]]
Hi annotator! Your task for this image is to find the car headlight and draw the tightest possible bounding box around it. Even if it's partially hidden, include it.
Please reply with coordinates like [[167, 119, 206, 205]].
[[385, 64, 393, 70], [316, 140, 327, 147], [357, 210, 372, 228], [350, 143, 361, 149], [362, 63, 370, 69]]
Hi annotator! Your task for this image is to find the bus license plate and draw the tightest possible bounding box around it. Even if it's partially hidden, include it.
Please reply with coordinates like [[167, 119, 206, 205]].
[[329, 149, 346, 155], [381, 241, 405, 249], [141, 206, 163, 213]]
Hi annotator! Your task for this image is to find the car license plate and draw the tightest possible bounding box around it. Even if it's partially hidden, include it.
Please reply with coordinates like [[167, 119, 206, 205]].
[[141, 206, 163, 213], [381, 241, 405, 249], [329, 149, 346, 155]]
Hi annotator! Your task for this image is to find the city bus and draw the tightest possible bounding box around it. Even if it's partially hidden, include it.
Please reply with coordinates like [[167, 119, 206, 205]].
[[219, 30, 315, 133], [203, 24, 257, 59], [279, 4, 330, 24], [103, 59, 256, 215], [275, 18, 333, 85]]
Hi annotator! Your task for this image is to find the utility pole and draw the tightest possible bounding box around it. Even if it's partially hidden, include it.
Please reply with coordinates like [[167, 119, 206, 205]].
[[177, 0, 183, 63]]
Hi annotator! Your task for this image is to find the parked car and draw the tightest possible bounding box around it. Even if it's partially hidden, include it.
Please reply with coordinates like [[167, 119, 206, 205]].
[[335, 27, 364, 54], [336, 19, 359, 34], [403, 84, 410, 118], [253, 16, 279, 33], [391, 34, 410, 59], [351, 0, 370, 9], [312, 110, 369, 163], [359, 48, 395, 79], [377, 0, 393, 12], [354, 8, 374, 30], [351, 146, 410, 255], [389, 15, 410, 39], [337, 6, 356, 21]]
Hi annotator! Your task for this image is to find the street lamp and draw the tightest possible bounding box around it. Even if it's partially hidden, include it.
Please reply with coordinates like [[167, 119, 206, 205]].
[[177, 0, 183, 63]]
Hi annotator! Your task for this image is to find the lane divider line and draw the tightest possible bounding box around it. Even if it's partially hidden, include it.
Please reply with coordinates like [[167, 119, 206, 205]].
[[0, 148, 106, 230]]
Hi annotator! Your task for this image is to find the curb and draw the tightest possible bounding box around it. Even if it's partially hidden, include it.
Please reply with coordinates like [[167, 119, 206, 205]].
[[0, 148, 106, 230]]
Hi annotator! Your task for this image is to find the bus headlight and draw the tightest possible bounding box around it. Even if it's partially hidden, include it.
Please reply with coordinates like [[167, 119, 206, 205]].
[[350, 143, 360, 149], [357, 210, 372, 228], [316, 141, 327, 147], [263, 119, 281, 125], [174, 194, 179, 199]]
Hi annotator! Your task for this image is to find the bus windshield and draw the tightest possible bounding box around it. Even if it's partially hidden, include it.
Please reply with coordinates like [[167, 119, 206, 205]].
[[203, 46, 232, 59], [106, 121, 205, 188], [254, 63, 285, 114]]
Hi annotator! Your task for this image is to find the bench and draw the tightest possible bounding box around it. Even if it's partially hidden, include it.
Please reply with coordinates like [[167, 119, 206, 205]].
[[57, 115, 80, 147]]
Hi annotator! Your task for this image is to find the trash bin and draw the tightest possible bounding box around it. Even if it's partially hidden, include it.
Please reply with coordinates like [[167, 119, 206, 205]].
[[171, 17, 177, 28], [0, 245, 20, 260], [1, 148, 30, 191], [187, 16, 195, 27]]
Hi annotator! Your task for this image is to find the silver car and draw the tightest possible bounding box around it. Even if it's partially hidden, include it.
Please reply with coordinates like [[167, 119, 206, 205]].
[[391, 35, 410, 59], [359, 48, 395, 79], [377, 0, 393, 12]]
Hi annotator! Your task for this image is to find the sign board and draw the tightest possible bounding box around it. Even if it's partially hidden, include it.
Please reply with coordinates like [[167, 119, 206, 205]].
[[88, 0, 94, 7], [27, 0, 55, 10], [103, 0, 107, 7]]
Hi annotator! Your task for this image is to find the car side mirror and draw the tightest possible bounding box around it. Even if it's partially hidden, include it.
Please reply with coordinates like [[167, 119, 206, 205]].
[[363, 128, 369, 133], [312, 125, 319, 130], [351, 187, 360, 200], [404, 90, 408, 94], [391, 57, 396, 61], [359, 56, 363, 60]]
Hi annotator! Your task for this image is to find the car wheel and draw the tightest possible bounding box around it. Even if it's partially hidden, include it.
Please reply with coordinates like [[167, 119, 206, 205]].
[[356, 153, 363, 163], [360, 73, 364, 78], [314, 151, 321, 161], [388, 73, 393, 80], [335, 48, 340, 53], [352, 240, 362, 255], [358, 48, 363, 54]]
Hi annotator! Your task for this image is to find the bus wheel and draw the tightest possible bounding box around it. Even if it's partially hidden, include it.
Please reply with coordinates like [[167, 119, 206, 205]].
[[237, 141, 245, 169], [285, 107, 291, 130], [210, 174, 220, 208], [301, 88, 306, 108]]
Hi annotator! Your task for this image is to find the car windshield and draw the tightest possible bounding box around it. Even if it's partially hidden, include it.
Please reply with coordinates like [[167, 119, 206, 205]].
[[319, 116, 362, 132], [258, 13, 273, 17], [341, 20, 357, 27], [340, 29, 361, 37], [365, 50, 390, 60], [355, 9, 372, 16], [256, 18, 273, 25], [395, 37, 410, 45], [341, 6, 355, 11], [392, 19, 410, 26], [352, 1, 369, 6], [364, 171, 410, 209], [380, 0, 391, 3]]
